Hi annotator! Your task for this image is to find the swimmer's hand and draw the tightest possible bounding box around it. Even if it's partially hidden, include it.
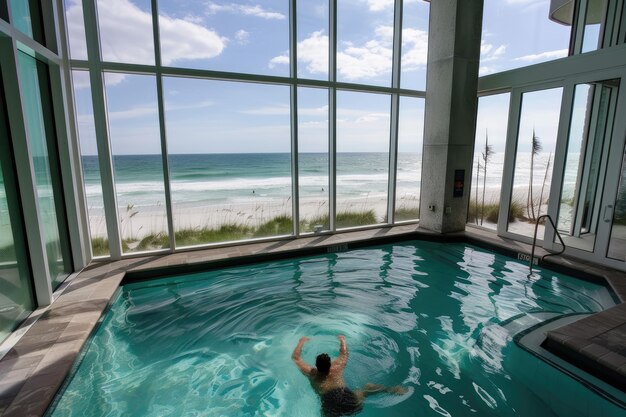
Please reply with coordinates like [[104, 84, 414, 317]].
[[337, 335, 346, 341], [299, 337, 310, 343]]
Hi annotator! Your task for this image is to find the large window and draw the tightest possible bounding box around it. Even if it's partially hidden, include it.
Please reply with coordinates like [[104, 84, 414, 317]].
[[507, 88, 562, 239], [480, 1, 571, 75], [395, 97, 424, 222], [72, 70, 109, 256], [298, 87, 330, 233], [468, 93, 510, 230], [104, 73, 169, 253], [67, 0, 429, 256], [164, 78, 292, 246], [336, 91, 390, 228]]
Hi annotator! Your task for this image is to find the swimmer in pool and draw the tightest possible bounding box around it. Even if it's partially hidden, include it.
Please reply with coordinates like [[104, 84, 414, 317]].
[[292, 335, 406, 417]]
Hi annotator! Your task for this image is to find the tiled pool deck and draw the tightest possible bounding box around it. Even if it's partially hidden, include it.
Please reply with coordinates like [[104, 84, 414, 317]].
[[0, 225, 624, 416]]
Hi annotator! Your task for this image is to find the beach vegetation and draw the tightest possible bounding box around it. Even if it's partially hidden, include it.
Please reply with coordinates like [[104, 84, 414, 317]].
[[0, 244, 16, 263], [527, 130, 542, 222], [393, 207, 420, 222], [481, 131, 494, 225], [253, 215, 293, 237], [537, 152, 552, 218], [302, 210, 380, 230]]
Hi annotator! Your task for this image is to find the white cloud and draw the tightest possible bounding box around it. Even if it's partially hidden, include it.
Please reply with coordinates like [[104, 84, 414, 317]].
[[65, 0, 225, 71], [270, 26, 427, 81], [299, 105, 329, 116], [367, 0, 394, 11], [108, 106, 158, 121], [240, 106, 290, 116], [514, 49, 568, 62], [235, 29, 250, 45], [206, 2, 285, 20], [401, 28, 429, 70], [480, 40, 507, 62]]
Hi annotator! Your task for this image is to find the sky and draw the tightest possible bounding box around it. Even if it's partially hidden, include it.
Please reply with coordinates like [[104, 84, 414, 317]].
[[66, 0, 580, 155]]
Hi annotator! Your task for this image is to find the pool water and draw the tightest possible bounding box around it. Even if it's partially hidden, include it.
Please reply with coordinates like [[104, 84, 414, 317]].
[[48, 241, 619, 416]]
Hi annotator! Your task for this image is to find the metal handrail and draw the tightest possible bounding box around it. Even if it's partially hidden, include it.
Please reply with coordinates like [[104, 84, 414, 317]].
[[529, 214, 566, 274]]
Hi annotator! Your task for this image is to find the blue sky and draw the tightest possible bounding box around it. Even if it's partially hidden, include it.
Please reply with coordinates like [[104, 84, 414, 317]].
[[67, 0, 577, 155]]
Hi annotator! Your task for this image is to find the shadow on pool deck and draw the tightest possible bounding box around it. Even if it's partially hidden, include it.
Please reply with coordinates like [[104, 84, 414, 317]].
[[0, 224, 624, 416]]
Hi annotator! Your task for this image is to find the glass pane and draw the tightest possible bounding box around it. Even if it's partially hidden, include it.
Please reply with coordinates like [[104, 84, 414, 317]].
[[158, 0, 288, 76], [559, 80, 618, 251], [72, 70, 109, 256], [1, 2, 8, 22], [64, 0, 89, 60], [507, 88, 562, 239], [468, 93, 510, 230], [607, 145, 626, 260], [337, 0, 394, 86], [480, 1, 571, 75], [18, 52, 71, 288], [10, 0, 34, 38], [298, 87, 329, 233], [0, 79, 34, 343], [163, 78, 292, 246], [297, 0, 328, 80], [336, 91, 390, 228], [581, 0, 608, 53], [395, 96, 424, 222], [400, 0, 429, 91], [104, 73, 169, 253], [96, 0, 155, 65]]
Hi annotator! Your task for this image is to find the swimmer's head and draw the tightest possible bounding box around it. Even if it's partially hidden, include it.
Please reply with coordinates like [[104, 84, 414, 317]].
[[316, 353, 331, 375]]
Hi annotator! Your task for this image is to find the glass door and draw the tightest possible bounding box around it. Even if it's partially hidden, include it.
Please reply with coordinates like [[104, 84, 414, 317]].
[[556, 79, 619, 252]]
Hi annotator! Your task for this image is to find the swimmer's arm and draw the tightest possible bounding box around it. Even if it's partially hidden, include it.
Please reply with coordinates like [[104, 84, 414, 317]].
[[335, 335, 348, 369], [292, 337, 313, 376]]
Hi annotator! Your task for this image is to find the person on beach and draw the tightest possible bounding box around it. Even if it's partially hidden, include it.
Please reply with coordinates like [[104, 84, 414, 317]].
[[292, 335, 406, 417]]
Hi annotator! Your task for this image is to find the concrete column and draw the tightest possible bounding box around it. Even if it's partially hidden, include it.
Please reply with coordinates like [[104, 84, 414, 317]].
[[419, 0, 483, 233]]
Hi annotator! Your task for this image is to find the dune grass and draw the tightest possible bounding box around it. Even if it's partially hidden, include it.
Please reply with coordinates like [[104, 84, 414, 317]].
[[95, 210, 382, 253], [467, 200, 524, 224]]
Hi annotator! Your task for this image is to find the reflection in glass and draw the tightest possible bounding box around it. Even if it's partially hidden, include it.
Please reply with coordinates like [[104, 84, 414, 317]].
[[481, 2, 570, 75], [336, 91, 390, 228], [163, 78, 292, 246], [469, 93, 510, 230], [64, 0, 88, 60], [0, 82, 34, 343], [558, 80, 618, 251], [395, 97, 424, 222], [297, 0, 328, 80], [337, 0, 394, 86], [157, 0, 288, 76], [97, 0, 155, 64], [508, 88, 562, 239], [581, 0, 608, 53], [607, 146, 626, 261], [72, 71, 109, 256], [18, 52, 71, 289], [9, 0, 34, 39], [104, 73, 169, 252], [298, 87, 329, 233], [400, 0, 429, 91]]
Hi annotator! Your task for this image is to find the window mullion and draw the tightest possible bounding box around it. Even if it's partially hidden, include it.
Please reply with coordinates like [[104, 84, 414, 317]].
[[151, 0, 176, 252], [82, 0, 122, 259], [329, 0, 337, 231]]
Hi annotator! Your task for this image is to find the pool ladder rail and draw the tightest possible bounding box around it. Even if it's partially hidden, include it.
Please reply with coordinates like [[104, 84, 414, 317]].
[[529, 215, 566, 275]]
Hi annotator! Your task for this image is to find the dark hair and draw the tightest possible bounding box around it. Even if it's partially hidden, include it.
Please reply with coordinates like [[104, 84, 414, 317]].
[[316, 353, 331, 375]]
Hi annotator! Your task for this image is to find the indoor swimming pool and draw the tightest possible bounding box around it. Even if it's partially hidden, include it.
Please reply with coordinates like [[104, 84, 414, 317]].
[[47, 241, 623, 416]]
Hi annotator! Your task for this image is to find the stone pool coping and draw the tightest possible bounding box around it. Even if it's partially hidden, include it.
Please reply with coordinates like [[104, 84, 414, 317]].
[[0, 224, 624, 416]]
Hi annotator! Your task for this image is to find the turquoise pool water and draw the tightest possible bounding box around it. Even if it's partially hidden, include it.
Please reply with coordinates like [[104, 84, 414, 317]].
[[48, 241, 620, 416]]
